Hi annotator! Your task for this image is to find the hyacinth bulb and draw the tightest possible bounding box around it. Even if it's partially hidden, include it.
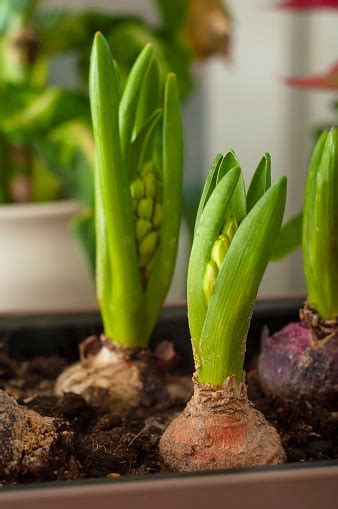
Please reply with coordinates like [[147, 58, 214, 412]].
[[259, 317, 338, 400]]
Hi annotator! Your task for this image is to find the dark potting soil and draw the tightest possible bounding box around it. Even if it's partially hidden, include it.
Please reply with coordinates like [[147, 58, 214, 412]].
[[247, 371, 338, 463], [0, 353, 338, 485]]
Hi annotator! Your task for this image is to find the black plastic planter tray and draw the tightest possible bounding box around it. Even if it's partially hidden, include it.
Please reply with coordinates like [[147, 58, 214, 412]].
[[1, 297, 338, 509]]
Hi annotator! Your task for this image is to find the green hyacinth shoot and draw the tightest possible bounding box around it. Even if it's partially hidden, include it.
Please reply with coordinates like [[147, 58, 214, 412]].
[[188, 151, 286, 386], [303, 126, 338, 320], [90, 33, 183, 348]]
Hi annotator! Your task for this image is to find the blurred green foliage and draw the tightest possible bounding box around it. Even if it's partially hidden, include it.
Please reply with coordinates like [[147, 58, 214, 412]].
[[0, 0, 196, 271]]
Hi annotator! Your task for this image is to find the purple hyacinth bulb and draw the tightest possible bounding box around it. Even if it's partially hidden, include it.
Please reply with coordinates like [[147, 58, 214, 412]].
[[258, 322, 338, 400]]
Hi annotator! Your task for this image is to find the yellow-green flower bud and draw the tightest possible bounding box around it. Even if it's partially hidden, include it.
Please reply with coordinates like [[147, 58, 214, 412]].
[[211, 235, 229, 270], [143, 173, 157, 199], [222, 214, 238, 243], [139, 231, 158, 267], [203, 259, 219, 303], [137, 198, 154, 220], [130, 178, 145, 200], [152, 202, 163, 228], [136, 219, 152, 242], [141, 161, 156, 177]]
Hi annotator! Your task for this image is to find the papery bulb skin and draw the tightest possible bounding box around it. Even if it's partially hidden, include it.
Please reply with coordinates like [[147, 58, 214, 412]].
[[55, 336, 168, 414], [258, 318, 338, 400]]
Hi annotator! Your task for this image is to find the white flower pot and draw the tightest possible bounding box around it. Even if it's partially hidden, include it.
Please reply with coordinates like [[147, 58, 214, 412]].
[[0, 201, 97, 314]]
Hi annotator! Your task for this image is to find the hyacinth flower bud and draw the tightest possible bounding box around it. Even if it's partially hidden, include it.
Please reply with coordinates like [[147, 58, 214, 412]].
[[203, 259, 219, 303], [203, 214, 238, 302], [139, 231, 158, 267], [130, 164, 163, 280], [211, 235, 230, 270], [136, 218, 152, 242], [130, 178, 145, 200], [141, 161, 156, 176], [223, 214, 238, 242], [143, 172, 157, 199], [137, 197, 154, 220]]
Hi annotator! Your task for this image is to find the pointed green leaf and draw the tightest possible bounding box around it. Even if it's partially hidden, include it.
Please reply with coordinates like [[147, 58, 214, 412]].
[[134, 56, 162, 137], [145, 73, 183, 336], [126, 108, 162, 179], [90, 32, 145, 345], [216, 150, 246, 223], [197, 177, 287, 385], [94, 161, 113, 331], [246, 152, 271, 212], [216, 150, 239, 183], [194, 153, 223, 235], [229, 171, 247, 224], [119, 43, 154, 159]]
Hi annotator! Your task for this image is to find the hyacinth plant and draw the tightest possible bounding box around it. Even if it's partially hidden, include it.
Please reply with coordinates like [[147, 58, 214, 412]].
[[55, 33, 183, 413], [160, 151, 287, 472], [259, 126, 338, 401]]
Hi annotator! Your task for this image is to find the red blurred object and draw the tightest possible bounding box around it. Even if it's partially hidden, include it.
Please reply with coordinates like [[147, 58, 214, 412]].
[[285, 61, 338, 90], [278, 0, 338, 8]]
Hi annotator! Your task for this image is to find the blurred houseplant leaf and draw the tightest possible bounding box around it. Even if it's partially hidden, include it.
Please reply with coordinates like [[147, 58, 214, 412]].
[[3, 88, 90, 136], [0, 0, 233, 279], [36, 120, 96, 270], [35, 120, 94, 207]]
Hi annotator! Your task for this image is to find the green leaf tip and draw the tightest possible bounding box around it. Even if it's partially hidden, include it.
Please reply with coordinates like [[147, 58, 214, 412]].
[[119, 43, 155, 158], [194, 151, 240, 235], [188, 153, 287, 386], [246, 152, 271, 212], [303, 126, 338, 320]]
